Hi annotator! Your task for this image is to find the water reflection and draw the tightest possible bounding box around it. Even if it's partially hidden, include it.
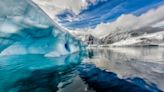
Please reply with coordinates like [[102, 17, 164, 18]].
[[84, 47, 164, 91], [0, 48, 164, 92], [0, 52, 84, 92], [77, 64, 162, 92]]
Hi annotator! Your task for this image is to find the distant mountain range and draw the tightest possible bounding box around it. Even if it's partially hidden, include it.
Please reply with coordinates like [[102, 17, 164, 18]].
[[79, 27, 164, 47]]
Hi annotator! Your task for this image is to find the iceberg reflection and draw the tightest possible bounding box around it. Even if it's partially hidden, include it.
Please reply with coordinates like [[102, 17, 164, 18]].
[[0, 52, 84, 92]]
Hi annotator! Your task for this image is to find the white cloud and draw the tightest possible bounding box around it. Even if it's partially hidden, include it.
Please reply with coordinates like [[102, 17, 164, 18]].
[[32, 0, 91, 19], [83, 5, 164, 38], [152, 20, 164, 28]]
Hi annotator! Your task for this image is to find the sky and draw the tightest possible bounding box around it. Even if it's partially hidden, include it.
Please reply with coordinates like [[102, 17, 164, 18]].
[[32, 0, 164, 37]]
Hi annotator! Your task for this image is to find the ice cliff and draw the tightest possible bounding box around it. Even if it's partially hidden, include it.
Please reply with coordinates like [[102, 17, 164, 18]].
[[0, 0, 84, 57]]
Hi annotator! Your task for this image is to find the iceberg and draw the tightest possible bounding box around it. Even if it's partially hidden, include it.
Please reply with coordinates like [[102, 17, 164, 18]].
[[0, 0, 84, 56]]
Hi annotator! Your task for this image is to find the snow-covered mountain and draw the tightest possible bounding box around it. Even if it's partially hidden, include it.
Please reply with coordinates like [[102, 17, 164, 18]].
[[76, 27, 164, 47], [74, 25, 163, 47], [110, 31, 164, 47], [97, 27, 164, 47]]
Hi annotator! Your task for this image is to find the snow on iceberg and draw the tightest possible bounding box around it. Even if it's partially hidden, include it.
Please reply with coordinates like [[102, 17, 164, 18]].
[[0, 0, 84, 57]]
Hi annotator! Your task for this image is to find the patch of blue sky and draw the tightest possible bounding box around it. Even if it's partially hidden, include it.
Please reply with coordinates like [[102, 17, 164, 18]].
[[57, 0, 164, 29]]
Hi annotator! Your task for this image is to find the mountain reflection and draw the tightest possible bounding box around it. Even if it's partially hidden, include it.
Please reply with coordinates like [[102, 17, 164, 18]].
[[77, 64, 162, 92], [84, 47, 164, 91]]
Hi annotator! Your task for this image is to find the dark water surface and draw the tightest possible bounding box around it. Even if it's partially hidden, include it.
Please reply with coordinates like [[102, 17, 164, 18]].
[[0, 47, 164, 92]]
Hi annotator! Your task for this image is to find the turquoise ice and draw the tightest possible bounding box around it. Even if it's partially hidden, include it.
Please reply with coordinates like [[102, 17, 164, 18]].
[[0, 0, 84, 57]]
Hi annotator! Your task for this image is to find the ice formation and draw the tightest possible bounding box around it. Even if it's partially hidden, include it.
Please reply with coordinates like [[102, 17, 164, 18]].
[[0, 0, 84, 57]]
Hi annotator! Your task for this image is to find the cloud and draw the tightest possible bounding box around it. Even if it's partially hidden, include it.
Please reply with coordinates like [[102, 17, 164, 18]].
[[32, 0, 93, 18], [84, 5, 164, 38], [152, 20, 164, 28]]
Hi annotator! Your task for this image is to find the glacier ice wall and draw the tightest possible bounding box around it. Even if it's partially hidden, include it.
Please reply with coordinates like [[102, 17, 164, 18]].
[[0, 0, 84, 56]]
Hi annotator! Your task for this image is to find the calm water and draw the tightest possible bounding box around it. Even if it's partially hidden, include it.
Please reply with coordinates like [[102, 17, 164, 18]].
[[0, 47, 164, 92]]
